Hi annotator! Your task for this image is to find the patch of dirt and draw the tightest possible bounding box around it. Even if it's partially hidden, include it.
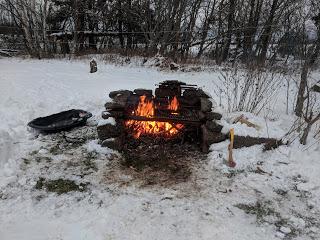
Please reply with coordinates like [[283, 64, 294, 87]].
[[104, 136, 206, 187]]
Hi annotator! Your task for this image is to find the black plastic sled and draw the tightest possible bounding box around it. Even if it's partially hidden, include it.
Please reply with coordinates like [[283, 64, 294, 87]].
[[28, 109, 92, 133]]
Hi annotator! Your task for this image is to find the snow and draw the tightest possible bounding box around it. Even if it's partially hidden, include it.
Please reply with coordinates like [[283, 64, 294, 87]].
[[305, 19, 318, 41], [98, 117, 116, 126], [0, 58, 320, 240], [280, 226, 292, 234]]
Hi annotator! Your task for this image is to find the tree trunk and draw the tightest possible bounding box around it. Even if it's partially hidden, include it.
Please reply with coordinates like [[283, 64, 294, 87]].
[[197, 0, 216, 58], [221, 0, 237, 63], [257, 0, 278, 64]]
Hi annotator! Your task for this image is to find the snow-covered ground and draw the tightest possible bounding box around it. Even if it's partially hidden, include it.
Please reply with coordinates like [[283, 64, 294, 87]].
[[0, 58, 319, 240]]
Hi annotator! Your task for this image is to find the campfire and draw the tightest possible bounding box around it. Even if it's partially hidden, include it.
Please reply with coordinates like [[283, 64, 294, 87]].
[[124, 95, 184, 138], [98, 80, 225, 152]]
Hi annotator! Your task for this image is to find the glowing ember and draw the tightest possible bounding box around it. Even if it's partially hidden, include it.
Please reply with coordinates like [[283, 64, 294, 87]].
[[125, 95, 184, 138]]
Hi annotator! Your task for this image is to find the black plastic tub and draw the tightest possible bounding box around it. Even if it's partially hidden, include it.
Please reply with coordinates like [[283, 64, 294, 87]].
[[28, 109, 92, 133]]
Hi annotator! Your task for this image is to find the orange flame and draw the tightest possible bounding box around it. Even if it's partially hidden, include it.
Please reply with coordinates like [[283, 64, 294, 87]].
[[125, 95, 184, 138], [168, 96, 179, 111]]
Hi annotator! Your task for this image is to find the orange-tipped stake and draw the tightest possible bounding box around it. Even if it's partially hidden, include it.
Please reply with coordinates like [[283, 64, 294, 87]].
[[228, 128, 236, 168]]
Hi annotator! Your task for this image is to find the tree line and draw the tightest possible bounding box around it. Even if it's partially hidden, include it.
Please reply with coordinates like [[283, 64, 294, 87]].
[[0, 0, 319, 64]]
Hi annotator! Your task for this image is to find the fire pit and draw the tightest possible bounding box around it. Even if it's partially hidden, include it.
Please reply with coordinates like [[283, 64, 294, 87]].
[[98, 80, 225, 152]]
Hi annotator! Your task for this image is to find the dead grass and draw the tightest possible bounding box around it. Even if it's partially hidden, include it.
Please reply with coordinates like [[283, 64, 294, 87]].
[[35, 178, 87, 195]]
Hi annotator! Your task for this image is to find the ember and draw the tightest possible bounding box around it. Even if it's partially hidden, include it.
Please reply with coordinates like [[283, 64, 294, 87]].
[[125, 95, 184, 138]]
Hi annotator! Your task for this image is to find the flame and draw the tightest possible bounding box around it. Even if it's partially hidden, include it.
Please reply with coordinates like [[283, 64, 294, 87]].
[[168, 96, 179, 111], [125, 95, 184, 138]]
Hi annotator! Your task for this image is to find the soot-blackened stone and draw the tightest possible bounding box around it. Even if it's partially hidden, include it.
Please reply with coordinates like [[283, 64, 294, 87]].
[[105, 102, 126, 110], [109, 90, 133, 99], [134, 89, 153, 97]]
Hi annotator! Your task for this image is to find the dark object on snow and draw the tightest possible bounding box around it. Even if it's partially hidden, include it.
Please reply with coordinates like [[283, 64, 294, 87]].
[[232, 135, 282, 149], [263, 139, 285, 151], [311, 83, 320, 93], [28, 109, 92, 133], [90, 59, 97, 73]]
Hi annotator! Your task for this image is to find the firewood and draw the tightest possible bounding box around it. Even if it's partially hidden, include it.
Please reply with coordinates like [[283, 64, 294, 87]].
[[200, 98, 213, 112], [205, 121, 223, 133], [105, 102, 126, 110], [206, 112, 222, 120], [233, 114, 261, 130], [201, 125, 227, 153]]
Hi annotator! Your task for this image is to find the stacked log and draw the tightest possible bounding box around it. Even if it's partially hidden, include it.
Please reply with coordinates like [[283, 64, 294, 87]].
[[194, 92, 226, 153]]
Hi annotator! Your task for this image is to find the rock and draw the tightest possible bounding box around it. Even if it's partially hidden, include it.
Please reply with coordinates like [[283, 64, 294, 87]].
[[90, 59, 97, 73], [98, 118, 116, 126], [109, 90, 133, 99], [105, 102, 126, 110], [275, 231, 285, 239], [280, 226, 291, 234], [290, 216, 306, 228], [311, 84, 320, 93], [127, 94, 141, 105], [169, 62, 179, 70], [200, 98, 213, 112], [125, 57, 130, 64], [97, 124, 121, 140], [309, 227, 318, 233], [134, 89, 153, 96], [206, 112, 222, 120], [113, 94, 130, 106], [183, 89, 211, 99], [102, 111, 111, 119], [107, 110, 124, 118], [206, 121, 223, 133]]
